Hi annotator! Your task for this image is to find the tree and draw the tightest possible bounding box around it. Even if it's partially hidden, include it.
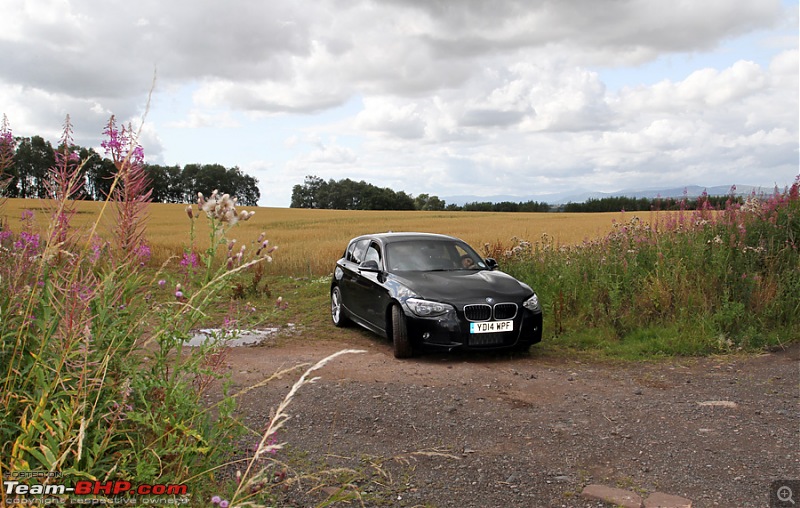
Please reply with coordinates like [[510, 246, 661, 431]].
[[291, 175, 326, 208], [290, 175, 416, 210], [414, 193, 446, 211], [13, 136, 56, 198]]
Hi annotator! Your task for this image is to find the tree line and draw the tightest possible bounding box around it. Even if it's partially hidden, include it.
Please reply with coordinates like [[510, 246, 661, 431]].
[[560, 194, 744, 213], [290, 175, 551, 212], [291, 175, 749, 213], [1, 134, 260, 205]]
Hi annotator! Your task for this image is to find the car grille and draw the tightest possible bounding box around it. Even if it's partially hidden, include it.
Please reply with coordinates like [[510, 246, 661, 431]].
[[494, 303, 518, 320], [468, 334, 506, 346], [463, 303, 518, 321], [464, 304, 491, 321]]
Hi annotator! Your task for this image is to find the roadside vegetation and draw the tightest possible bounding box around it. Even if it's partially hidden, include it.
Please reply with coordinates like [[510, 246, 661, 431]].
[[499, 184, 800, 358], [0, 115, 337, 507]]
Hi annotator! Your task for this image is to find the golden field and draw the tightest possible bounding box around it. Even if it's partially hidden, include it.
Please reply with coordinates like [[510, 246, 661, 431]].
[[0, 198, 632, 275]]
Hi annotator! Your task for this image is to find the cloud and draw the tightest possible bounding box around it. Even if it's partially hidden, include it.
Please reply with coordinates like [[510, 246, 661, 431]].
[[0, 0, 795, 207]]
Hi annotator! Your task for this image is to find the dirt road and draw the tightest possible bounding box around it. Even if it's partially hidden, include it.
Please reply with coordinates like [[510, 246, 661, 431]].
[[218, 331, 799, 507]]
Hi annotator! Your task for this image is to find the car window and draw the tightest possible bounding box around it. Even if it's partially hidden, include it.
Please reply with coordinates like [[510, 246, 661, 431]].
[[351, 239, 369, 264], [363, 242, 381, 265], [387, 239, 485, 271], [453, 244, 483, 269], [345, 241, 357, 262]]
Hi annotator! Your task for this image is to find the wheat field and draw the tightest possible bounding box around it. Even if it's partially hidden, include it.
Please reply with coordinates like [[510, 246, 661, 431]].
[[1, 198, 631, 275]]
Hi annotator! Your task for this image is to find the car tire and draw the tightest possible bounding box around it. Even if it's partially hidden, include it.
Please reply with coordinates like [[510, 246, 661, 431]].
[[331, 286, 350, 327], [391, 304, 414, 359]]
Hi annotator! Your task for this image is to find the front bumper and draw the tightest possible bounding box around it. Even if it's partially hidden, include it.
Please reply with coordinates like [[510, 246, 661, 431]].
[[403, 306, 543, 351]]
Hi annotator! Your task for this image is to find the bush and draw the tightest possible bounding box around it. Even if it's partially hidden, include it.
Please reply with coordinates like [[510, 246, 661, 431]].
[[501, 179, 800, 357], [0, 115, 277, 502]]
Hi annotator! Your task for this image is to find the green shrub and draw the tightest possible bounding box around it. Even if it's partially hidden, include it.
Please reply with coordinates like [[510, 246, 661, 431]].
[[504, 181, 800, 358]]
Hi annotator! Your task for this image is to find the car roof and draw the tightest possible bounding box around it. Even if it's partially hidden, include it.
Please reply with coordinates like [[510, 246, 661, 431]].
[[350, 232, 460, 244]]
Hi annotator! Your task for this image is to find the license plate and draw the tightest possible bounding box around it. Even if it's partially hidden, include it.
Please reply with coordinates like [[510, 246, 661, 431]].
[[470, 320, 513, 334]]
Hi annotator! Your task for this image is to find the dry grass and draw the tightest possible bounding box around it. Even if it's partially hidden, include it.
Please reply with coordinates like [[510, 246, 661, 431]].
[[1, 198, 630, 275]]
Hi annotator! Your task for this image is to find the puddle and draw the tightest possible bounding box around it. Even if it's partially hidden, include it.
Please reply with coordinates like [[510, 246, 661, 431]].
[[187, 328, 281, 347]]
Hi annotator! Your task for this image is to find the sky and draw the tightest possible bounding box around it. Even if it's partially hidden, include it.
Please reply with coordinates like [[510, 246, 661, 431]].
[[0, 0, 797, 207]]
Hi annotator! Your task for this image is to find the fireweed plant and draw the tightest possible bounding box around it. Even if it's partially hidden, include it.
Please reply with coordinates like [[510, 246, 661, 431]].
[[0, 115, 311, 505], [499, 181, 800, 357]]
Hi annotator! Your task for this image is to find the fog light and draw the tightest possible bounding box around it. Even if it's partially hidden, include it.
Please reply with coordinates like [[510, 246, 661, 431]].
[[422, 332, 430, 340]]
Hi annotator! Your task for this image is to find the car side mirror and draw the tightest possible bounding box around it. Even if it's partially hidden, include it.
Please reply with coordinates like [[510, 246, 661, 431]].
[[359, 260, 381, 272], [484, 258, 498, 270]]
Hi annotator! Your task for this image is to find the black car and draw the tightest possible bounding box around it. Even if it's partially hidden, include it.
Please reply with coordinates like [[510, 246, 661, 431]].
[[330, 232, 543, 358]]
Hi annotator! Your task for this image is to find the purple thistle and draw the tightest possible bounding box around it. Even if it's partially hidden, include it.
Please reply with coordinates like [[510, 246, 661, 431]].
[[180, 251, 200, 269], [133, 243, 152, 263]]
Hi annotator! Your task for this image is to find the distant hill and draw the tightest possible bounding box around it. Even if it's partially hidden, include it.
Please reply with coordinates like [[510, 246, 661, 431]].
[[444, 184, 775, 206]]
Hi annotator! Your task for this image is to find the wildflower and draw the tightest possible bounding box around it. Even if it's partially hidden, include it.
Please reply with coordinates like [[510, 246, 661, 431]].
[[133, 243, 151, 263], [197, 189, 254, 224], [90, 237, 105, 263], [185, 205, 194, 219], [211, 496, 221, 504], [175, 290, 184, 299], [219, 501, 229, 508], [180, 252, 199, 269], [13, 231, 40, 252], [158, 279, 166, 287]]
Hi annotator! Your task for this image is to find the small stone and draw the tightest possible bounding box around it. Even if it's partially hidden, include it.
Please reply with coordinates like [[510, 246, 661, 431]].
[[582, 484, 643, 508], [644, 491, 692, 508], [697, 400, 737, 408]]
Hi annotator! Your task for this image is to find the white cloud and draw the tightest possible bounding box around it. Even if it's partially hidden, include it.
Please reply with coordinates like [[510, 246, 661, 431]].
[[0, 0, 795, 206]]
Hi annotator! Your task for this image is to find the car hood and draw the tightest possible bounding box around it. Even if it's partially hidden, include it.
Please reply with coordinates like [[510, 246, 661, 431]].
[[391, 270, 531, 302]]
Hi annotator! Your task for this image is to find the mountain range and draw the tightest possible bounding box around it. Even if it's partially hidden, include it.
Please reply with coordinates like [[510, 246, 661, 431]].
[[443, 184, 780, 206]]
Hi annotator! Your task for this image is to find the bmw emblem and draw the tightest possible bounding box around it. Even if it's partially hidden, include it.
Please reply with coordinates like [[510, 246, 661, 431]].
[[486, 297, 495, 304]]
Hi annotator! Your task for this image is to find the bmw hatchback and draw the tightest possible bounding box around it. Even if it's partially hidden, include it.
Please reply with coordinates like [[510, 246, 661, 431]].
[[330, 232, 543, 358]]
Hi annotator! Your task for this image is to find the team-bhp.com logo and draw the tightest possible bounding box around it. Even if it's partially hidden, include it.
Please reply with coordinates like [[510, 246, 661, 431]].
[[3, 475, 189, 505]]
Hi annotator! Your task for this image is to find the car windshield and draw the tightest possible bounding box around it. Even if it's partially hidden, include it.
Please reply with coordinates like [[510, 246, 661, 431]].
[[385, 239, 487, 272]]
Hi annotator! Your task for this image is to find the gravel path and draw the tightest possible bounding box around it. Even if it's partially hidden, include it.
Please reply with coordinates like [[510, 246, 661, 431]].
[[219, 335, 799, 508]]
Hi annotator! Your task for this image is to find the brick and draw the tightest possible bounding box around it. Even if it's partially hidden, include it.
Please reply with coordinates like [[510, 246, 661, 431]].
[[644, 492, 692, 508], [582, 484, 643, 508]]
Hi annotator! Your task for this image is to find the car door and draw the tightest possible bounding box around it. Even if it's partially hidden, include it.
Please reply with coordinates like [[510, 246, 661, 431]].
[[352, 241, 388, 330], [339, 238, 369, 319]]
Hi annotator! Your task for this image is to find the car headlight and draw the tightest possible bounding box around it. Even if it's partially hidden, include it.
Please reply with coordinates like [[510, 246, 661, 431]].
[[406, 298, 454, 317], [523, 293, 541, 312]]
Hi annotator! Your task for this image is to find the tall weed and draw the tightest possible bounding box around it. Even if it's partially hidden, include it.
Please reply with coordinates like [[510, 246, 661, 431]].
[[0, 115, 277, 503], [503, 182, 800, 356]]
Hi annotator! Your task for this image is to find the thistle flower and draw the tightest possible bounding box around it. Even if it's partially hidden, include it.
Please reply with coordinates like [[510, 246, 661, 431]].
[[196, 189, 254, 224]]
